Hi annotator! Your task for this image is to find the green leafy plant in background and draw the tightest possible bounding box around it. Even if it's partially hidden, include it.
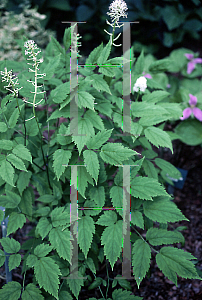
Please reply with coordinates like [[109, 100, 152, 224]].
[[0, 0, 56, 61], [0, 0, 201, 299]]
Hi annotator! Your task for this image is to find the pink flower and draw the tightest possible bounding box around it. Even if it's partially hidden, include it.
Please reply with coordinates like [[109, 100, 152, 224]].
[[142, 71, 152, 79], [184, 53, 202, 74], [180, 94, 202, 122]]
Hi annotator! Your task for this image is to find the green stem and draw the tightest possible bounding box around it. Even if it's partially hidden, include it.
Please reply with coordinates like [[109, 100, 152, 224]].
[[132, 226, 159, 254], [92, 273, 105, 299], [106, 260, 110, 299]]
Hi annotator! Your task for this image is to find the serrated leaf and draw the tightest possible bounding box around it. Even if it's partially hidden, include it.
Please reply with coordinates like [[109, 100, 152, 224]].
[[50, 207, 70, 227], [53, 149, 72, 181], [0, 281, 21, 300], [51, 35, 65, 56], [77, 90, 95, 110], [34, 243, 53, 258], [142, 159, 158, 180], [50, 82, 70, 103], [19, 188, 32, 220], [88, 186, 105, 207], [0, 190, 21, 208], [0, 139, 13, 150], [0, 249, 6, 267], [26, 254, 38, 268], [12, 144, 32, 163], [96, 211, 117, 226], [34, 257, 61, 299], [85, 42, 103, 66], [36, 217, 52, 240], [156, 246, 199, 286], [143, 196, 189, 223], [86, 129, 113, 150], [84, 109, 104, 131], [8, 109, 20, 128], [49, 227, 73, 262], [66, 270, 84, 300], [144, 126, 173, 153], [112, 288, 142, 300], [131, 211, 144, 229], [97, 41, 111, 65], [155, 158, 182, 180], [132, 239, 151, 288], [87, 74, 112, 94], [100, 143, 138, 166], [7, 212, 26, 235], [134, 50, 144, 75], [17, 170, 32, 195], [142, 91, 170, 103], [6, 153, 28, 172], [101, 220, 122, 270], [0, 160, 15, 186], [43, 54, 61, 80], [59, 290, 73, 300], [21, 283, 44, 300], [110, 186, 124, 217], [146, 228, 184, 246], [8, 253, 21, 271], [130, 176, 168, 200], [78, 216, 95, 259], [0, 237, 20, 253], [83, 150, 99, 184]]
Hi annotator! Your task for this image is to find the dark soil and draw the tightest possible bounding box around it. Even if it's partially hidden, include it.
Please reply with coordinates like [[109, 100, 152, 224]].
[[0, 133, 202, 300]]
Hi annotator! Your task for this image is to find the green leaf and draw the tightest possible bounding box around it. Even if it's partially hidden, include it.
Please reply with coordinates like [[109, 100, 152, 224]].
[[146, 228, 184, 246], [83, 150, 99, 184], [6, 153, 28, 172], [149, 58, 173, 73], [142, 159, 158, 180], [50, 35, 65, 56], [50, 207, 70, 227], [143, 196, 189, 223], [17, 170, 32, 195], [0, 281, 21, 300], [161, 6, 186, 30], [7, 212, 26, 235], [0, 122, 7, 132], [112, 288, 142, 300], [8, 109, 20, 128], [156, 247, 199, 286], [134, 50, 144, 74], [86, 129, 113, 150], [50, 82, 70, 104], [0, 139, 13, 150], [36, 217, 52, 240], [130, 176, 168, 200], [70, 117, 95, 155], [26, 254, 38, 268], [37, 194, 56, 203], [131, 211, 144, 229], [19, 188, 32, 220], [101, 220, 122, 270], [144, 126, 173, 153], [43, 54, 61, 80], [132, 239, 151, 288], [88, 186, 105, 207], [12, 144, 32, 163], [85, 42, 103, 66], [21, 283, 44, 300], [96, 211, 117, 226], [0, 249, 6, 267], [57, 123, 72, 145], [66, 270, 84, 300], [84, 109, 104, 131], [9, 253, 21, 271], [78, 216, 95, 258], [0, 237, 20, 253], [0, 190, 21, 208], [154, 158, 182, 180], [53, 149, 72, 181], [131, 102, 168, 118], [142, 91, 170, 103], [49, 227, 73, 262], [97, 41, 111, 65], [86, 74, 112, 95], [59, 290, 73, 300], [77, 91, 95, 110], [34, 257, 61, 299], [100, 143, 138, 166], [0, 160, 15, 186], [110, 186, 124, 217], [175, 119, 202, 146], [34, 243, 53, 258]]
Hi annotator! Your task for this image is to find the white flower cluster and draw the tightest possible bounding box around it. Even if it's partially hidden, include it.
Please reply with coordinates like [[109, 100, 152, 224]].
[[107, 0, 128, 24], [0, 67, 22, 97], [133, 76, 147, 93]]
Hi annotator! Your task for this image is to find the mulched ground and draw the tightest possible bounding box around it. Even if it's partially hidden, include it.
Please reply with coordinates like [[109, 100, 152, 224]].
[[0, 133, 202, 299]]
